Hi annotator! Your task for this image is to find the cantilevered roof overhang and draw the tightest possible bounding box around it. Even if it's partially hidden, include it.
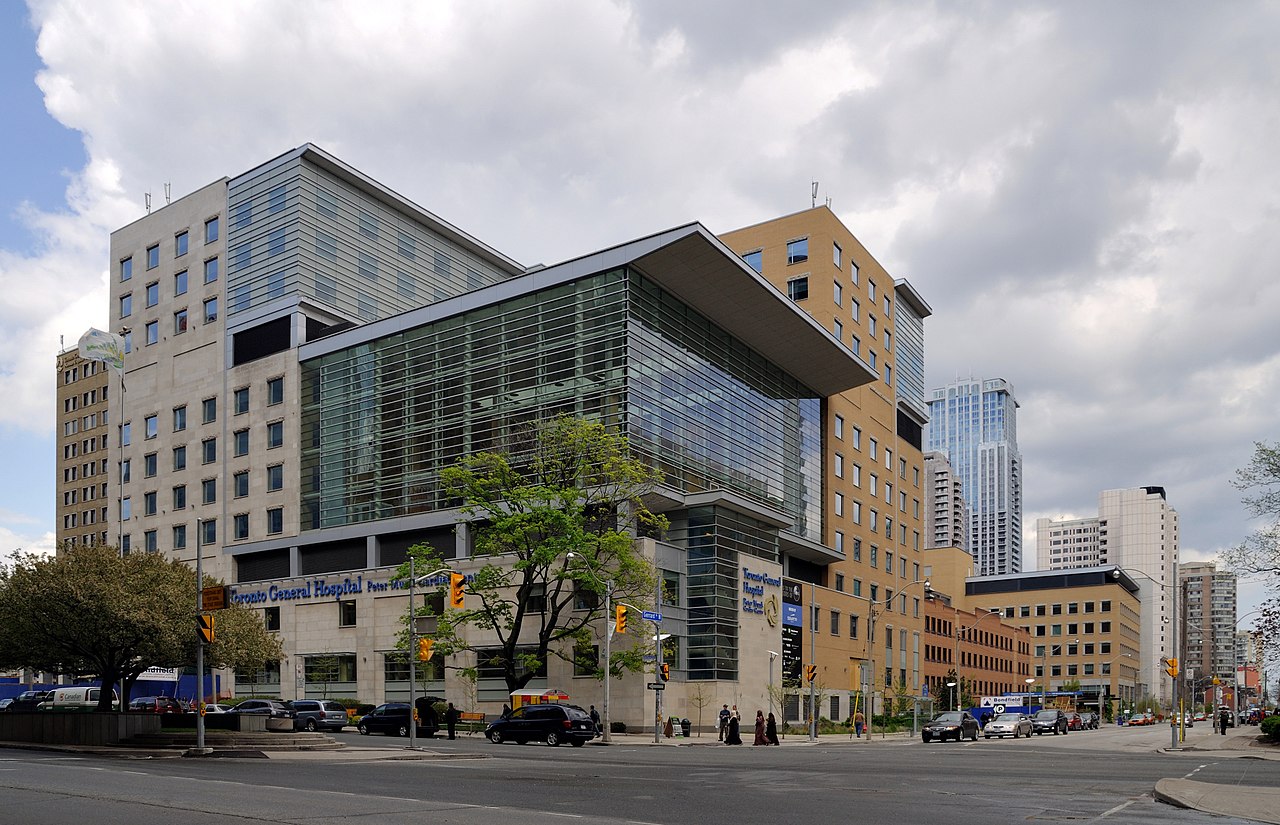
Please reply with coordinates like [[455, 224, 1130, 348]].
[[302, 222, 877, 397]]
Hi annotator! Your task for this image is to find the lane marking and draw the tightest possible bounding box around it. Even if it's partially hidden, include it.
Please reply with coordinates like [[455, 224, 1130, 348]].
[[1094, 800, 1135, 820]]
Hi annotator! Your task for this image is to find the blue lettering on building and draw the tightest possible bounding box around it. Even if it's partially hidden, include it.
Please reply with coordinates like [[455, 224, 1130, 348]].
[[741, 566, 781, 615]]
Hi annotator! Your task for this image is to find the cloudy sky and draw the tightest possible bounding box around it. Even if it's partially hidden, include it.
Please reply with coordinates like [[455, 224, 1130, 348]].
[[1, 1, 1276, 628]]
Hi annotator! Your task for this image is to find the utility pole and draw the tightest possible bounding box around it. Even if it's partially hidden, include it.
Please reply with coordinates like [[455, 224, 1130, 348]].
[[654, 574, 663, 744], [809, 582, 818, 742], [195, 518, 205, 752]]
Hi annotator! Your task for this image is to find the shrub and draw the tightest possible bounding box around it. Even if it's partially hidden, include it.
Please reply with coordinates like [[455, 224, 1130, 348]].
[[610, 721, 627, 734], [1260, 715, 1280, 741]]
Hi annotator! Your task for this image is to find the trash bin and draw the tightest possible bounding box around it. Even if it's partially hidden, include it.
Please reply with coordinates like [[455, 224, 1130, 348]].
[[680, 718, 691, 737]]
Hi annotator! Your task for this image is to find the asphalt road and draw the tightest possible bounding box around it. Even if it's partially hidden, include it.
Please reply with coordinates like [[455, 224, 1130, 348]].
[[0, 723, 1274, 825]]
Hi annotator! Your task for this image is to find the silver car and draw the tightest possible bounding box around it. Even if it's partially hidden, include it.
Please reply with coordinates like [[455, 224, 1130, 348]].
[[984, 712, 1033, 739]]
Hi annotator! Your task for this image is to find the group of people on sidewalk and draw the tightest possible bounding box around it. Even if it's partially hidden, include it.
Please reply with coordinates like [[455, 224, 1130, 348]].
[[717, 703, 780, 745]]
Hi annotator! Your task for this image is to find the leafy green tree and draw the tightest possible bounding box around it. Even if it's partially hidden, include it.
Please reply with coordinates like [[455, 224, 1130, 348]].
[[400, 416, 666, 694], [1226, 441, 1280, 650], [0, 545, 283, 710]]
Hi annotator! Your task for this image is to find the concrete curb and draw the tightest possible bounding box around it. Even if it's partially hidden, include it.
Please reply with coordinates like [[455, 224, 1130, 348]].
[[1155, 778, 1280, 825]]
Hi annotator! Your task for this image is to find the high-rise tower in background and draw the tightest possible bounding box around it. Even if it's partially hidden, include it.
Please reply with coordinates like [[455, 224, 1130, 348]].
[[925, 377, 1022, 576], [1180, 561, 1237, 691]]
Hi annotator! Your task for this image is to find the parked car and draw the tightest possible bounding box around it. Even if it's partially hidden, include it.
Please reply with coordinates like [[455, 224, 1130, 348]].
[[39, 686, 119, 711], [1030, 709, 1069, 735], [484, 702, 596, 747], [0, 698, 13, 711], [921, 711, 980, 743], [229, 699, 295, 719], [1170, 713, 1193, 728], [128, 696, 186, 714], [983, 712, 1033, 739], [204, 704, 231, 714], [6, 690, 51, 712], [356, 702, 436, 737], [290, 699, 349, 732], [1066, 712, 1085, 731], [1126, 713, 1152, 727]]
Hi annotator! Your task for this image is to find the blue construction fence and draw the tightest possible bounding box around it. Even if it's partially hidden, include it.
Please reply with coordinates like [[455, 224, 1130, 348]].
[[1, 673, 223, 705]]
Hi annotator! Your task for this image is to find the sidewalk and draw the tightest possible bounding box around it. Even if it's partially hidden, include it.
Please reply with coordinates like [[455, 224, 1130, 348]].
[[1155, 724, 1280, 825]]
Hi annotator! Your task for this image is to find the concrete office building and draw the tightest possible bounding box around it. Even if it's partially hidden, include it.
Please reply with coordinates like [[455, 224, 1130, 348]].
[[925, 377, 1022, 576], [98, 147, 933, 727], [55, 349, 111, 549], [1037, 487, 1180, 703], [924, 450, 968, 550], [1180, 561, 1237, 689]]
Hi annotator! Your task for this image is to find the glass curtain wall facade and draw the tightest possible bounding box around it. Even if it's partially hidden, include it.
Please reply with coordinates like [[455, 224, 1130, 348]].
[[225, 156, 512, 324], [300, 266, 823, 679]]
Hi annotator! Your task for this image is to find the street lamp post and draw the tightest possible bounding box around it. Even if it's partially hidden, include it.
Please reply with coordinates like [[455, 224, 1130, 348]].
[[946, 681, 958, 712], [1112, 566, 1180, 750], [407, 560, 454, 750], [863, 578, 932, 742], [768, 651, 779, 725]]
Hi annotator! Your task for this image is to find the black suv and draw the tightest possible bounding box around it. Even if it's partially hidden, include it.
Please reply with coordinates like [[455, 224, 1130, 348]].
[[290, 699, 348, 732], [1030, 709, 1069, 735], [356, 702, 437, 738], [6, 690, 52, 711], [484, 703, 595, 747]]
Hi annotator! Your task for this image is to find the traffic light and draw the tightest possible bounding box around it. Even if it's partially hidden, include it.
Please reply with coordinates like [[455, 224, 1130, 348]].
[[1164, 657, 1179, 678], [614, 604, 627, 635], [660, 662, 670, 681], [197, 614, 215, 644], [805, 664, 817, 683], [449, 572, 465, 609], [418, 638, 434, 661]]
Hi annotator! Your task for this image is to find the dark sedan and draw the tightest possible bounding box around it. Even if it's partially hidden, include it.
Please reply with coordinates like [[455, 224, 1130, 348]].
[[356, 702, 436, 737], [921, 711, 980, 743], [1030, 709, 1068, 735]]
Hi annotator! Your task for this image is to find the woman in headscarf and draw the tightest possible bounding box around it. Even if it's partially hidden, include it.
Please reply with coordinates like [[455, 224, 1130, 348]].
[[753, 710, 767, 745], [766, 711, 780, 745], [725, 712, 742, 744]]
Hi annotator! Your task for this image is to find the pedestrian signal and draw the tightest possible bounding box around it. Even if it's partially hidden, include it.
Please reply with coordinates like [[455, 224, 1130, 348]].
[[449, 572, 466, 609], [660, 663, 670, 681], [805, 664, 817, 682], [615, 604, 627, 635], [418, 638, 434, 661]]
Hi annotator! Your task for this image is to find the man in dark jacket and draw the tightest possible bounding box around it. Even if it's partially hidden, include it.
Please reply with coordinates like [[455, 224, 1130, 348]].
[[444, 702, 460, 740]]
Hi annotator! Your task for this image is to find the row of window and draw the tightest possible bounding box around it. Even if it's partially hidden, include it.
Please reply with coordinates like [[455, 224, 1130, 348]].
[[121, 217, 219, 282], [122, 505, 283, 553], [124, 427, 286, 489], [62, 482, 107, 506], [62, 360, 105, 385], [63, 410, 107, 436], [63, 458, 107, 483], [62, 387, 106, 412], [63, 507, 107, 529], [122, 378, 284, 450]]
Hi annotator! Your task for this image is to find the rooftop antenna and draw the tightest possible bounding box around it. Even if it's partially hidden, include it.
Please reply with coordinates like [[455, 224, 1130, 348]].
[[164, 182, 171, 205], [811, 181, 819, 208], [144, 192, 151, 214], [826, 196, 832, 208]]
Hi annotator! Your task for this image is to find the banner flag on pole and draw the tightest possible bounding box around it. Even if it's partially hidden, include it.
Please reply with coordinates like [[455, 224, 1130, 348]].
[[77, 327, 125, 376]]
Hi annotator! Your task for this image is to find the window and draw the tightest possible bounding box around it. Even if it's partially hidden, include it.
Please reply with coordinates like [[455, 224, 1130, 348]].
[[853, 426, 862, 450], [144, 529, 158, 552], [234, 471, 249, 498], [786, 237, 808, 265], [884, 295, 892, 316], [835, 492, 844, 517], [145, 320, 158, 345], [833, 242, 842, 269], [234, 387, 249, 415], [202, 397, 216, 424], [119, 294, 132, 318], [173, 485, 186, 510], [121, 496, 131, 520], [234, 513, 249, 540], [230, 284, 250, 313], [849, 614, 859, 639], [833, 318, 843, 341], [787, 277, 808, 301], [203, 296, 218, 323], [830, 610, 840, 635], [834, 415, 844, 439], [835, 572, 844, 591], [357, 251, 378, 280], [144, 415, 158, 439], [267, 377, 283, 405], [868, 280, 876, 301], [143, 453, 157, 478], [869, 437, 878, 460], [121, 424, 132, 448], [743, 249, 762, 273], [202, 437, 216, 464], [200, 519, 216, 545], [174, 309, 188, 335], [339, 599, 357, 627], [202, 478, 217, 504], [267, 507, 283, 534], [834, 453, 844, 478], [146, 245, 159, 270], [267, 421, 283, 449], [234, 429, 249, 456], [173, 524, 186, 550], [173, 269, 188, 297], [397, 231, 416, 259], [834, 281, 843, 306], [232, 200, 252, 229], [204, 257, 218, 283], [267, 463, 283, 491], [146, 281, 159, 307], [264, 606, 280, 631], [172, 446, 186, 471], [143, 491, 157, 516], [205, 217, 219, 243], [266, 227, 285, 257], [316, 231, 338, 260], [120, 256, 132, 282]]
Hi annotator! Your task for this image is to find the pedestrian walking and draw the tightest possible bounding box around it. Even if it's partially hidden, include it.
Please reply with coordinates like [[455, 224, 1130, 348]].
[[854, 709, 865, 738], [753, 710, 767, 745], [1219, 707, 1230, 736], [718, 704, 730, 741], [443, 702, 460, 740], [724, 713, 742, 745], [766, 712, 779, 745], [589, 705, 602, 737]]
